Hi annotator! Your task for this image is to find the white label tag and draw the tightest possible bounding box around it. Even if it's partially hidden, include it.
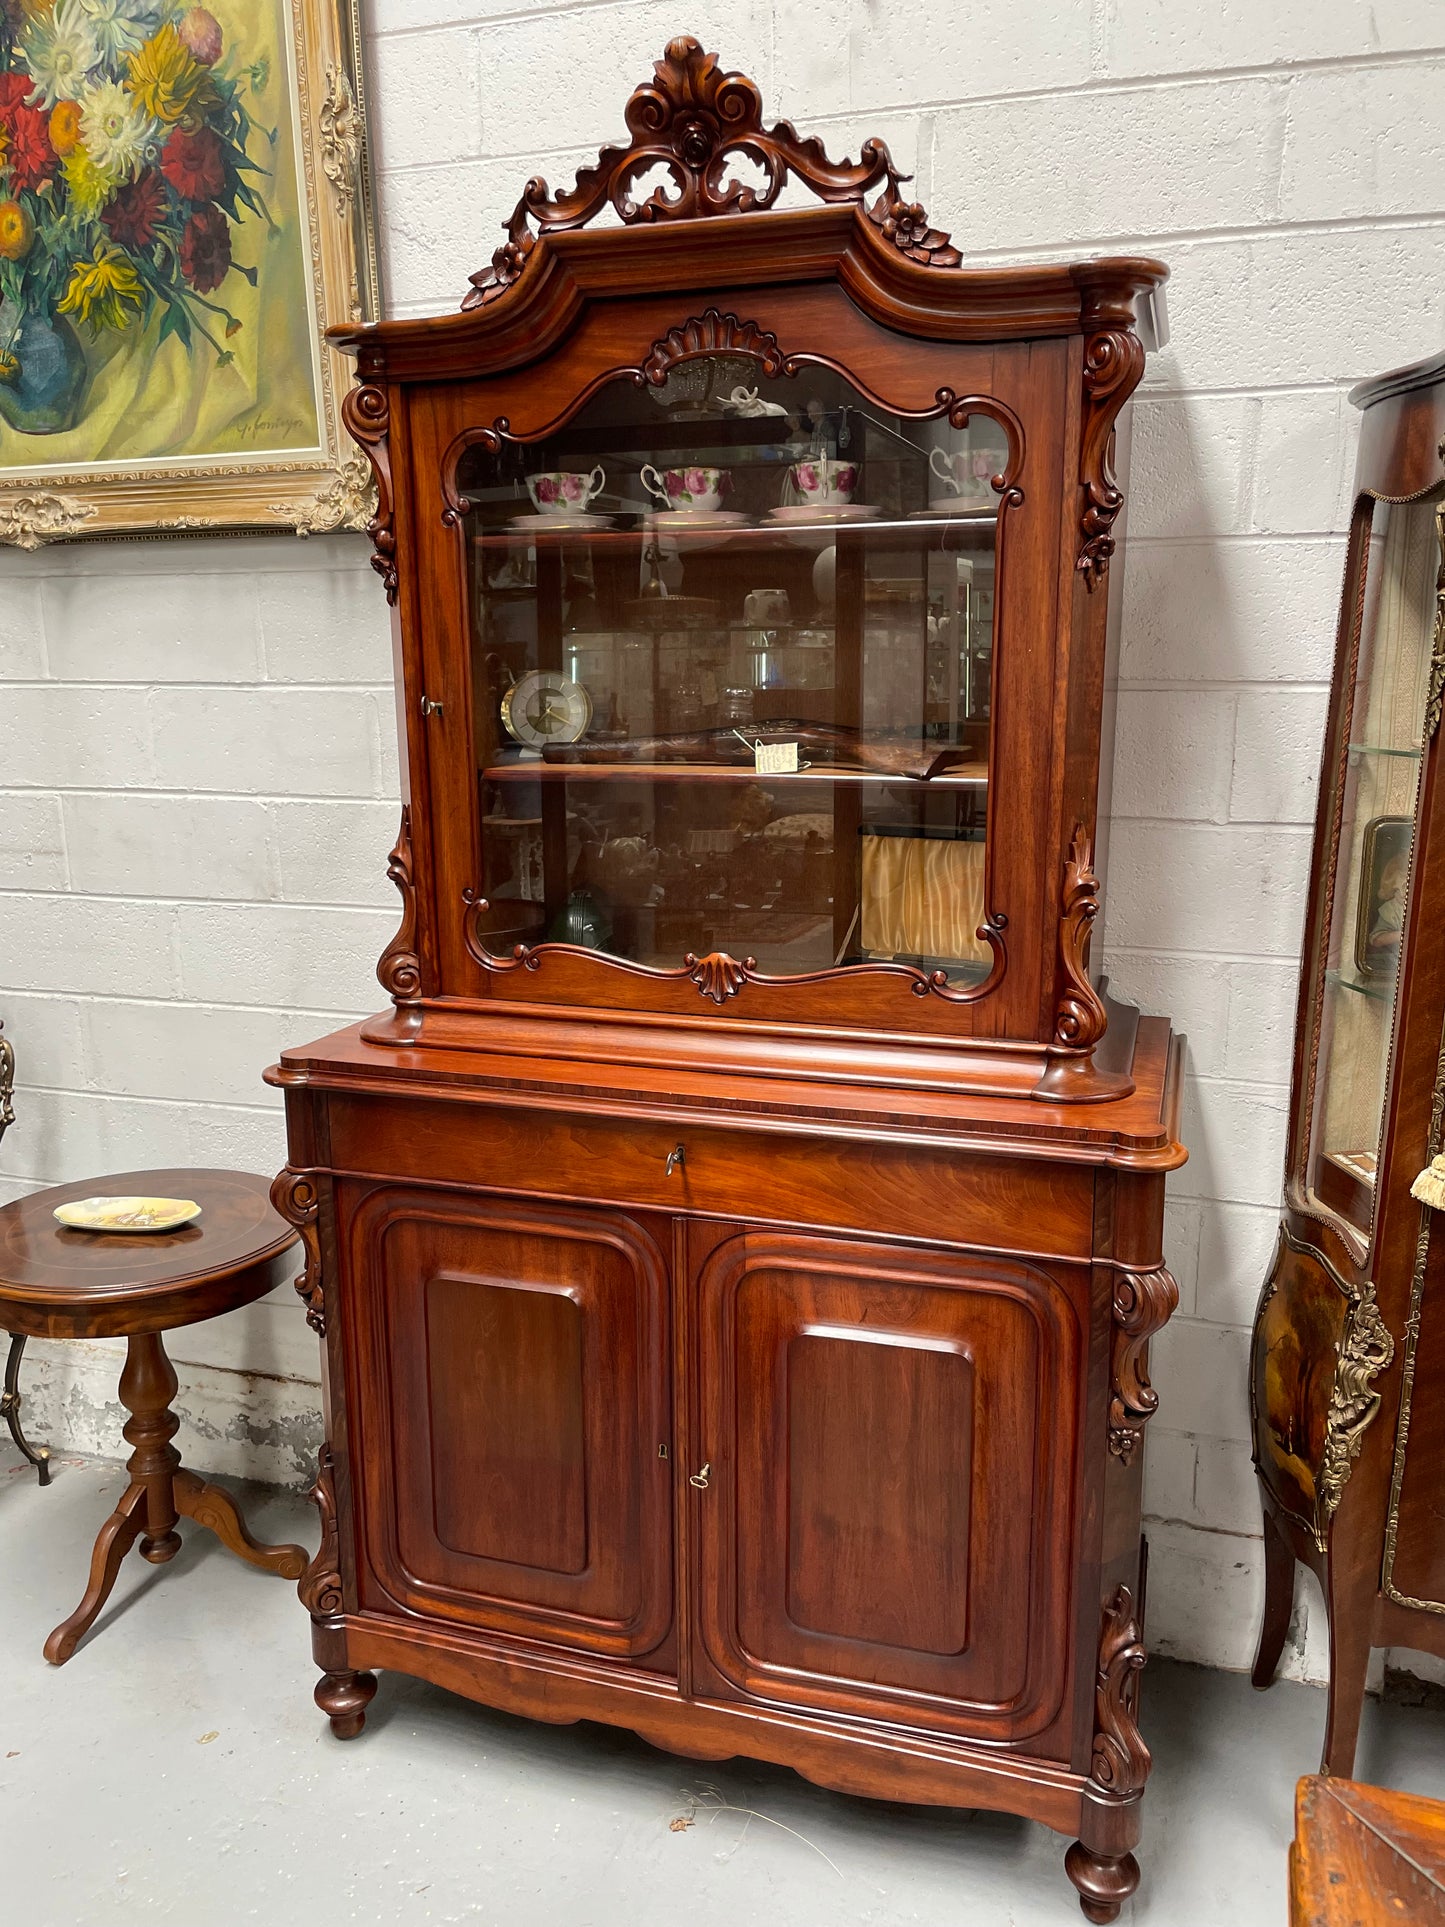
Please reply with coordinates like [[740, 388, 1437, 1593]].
[[754, 740, 799, 774]]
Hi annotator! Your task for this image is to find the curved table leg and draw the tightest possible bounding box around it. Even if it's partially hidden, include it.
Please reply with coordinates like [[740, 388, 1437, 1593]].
[[174, 1468, 307, 1579], [3, 1333, 52, 1486], [44, 1481, 147, 1665]]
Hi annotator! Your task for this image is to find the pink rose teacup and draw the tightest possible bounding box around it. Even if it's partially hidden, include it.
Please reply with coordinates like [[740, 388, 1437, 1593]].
[[641, 463, 732, 515], [930, 446, 1001, 503], [789, 457, 858, 509], [526, 465, 606, 514]]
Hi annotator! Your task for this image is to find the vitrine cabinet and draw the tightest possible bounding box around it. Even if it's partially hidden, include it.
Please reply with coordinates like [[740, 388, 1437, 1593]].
[[268, 41, 1186, 1919], [1250, 350, 1445, 1773]]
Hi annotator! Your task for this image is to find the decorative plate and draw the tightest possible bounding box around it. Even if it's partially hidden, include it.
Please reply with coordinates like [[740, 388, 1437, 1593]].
[[647, 509, 752, 530], [767, 504, 883, 523], [54, 1196, 202, 1234], [508, 513, 615, 533], [913, 500, 998, 518]]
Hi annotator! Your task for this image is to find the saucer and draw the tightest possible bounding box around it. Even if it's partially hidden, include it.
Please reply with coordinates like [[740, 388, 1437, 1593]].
[[509, 512, 614, 533], [54, 1196, 202, 1233], [915, 499, 997, 518], [767, 503, 882, 523], [647, 509, 751, 531]]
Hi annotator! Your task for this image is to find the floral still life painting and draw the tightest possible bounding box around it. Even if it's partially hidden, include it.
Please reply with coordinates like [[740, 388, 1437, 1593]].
[[0, 0, 378, 544]]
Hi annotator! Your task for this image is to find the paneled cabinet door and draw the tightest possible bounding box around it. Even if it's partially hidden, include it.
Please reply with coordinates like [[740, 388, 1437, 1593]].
[[341, 1184, 674, 1663], [689, 1228, 1084, 1746]]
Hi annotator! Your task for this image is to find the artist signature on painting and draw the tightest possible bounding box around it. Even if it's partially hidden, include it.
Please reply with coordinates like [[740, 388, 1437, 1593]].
[[236, 418, 307, 440]]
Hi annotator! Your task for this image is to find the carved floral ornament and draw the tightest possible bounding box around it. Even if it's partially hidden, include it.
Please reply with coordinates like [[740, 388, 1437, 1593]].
[[461, 37, 961, 310]]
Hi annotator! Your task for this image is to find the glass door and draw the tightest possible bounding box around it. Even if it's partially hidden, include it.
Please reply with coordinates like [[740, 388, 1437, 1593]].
[[453, 354, 1016, 1001], [1305, 497, 1442, 1237]]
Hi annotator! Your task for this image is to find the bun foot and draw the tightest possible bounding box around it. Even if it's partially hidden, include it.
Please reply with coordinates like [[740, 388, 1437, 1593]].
[[1065, 1841, 1140, 1922], [316, 1669, 377, 1740]]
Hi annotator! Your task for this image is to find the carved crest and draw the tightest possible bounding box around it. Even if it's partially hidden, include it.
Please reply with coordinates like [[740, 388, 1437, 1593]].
[[269, 1168, 326, 1338], [462, 37, 960, 310], [1316, 1282, 1394, 1540], [1077, 328, 1147, 588], [1109, 1268, 1180, 1463], [299, 1444, 343, 1618], [1090, 1585, 1151, 1798], [377, 805, 422, 1005], [1052, 824, 1109, 1051], [341, 382, 397, 604]]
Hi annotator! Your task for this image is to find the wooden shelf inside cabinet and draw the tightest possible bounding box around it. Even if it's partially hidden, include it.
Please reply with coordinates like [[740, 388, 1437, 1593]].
[[482, 758, 990, 789]]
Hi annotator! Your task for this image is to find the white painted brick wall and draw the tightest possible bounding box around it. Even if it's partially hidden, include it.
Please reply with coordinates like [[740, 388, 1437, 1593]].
[[4, 0, 1444, 1686]]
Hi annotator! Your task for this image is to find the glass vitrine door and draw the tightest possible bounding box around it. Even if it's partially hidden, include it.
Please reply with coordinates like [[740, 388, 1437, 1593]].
[[1305, 496, 1442, 1237], [454, 354, 1014, 997]]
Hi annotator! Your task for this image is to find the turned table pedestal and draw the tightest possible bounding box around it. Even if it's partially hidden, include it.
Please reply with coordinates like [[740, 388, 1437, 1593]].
[[0, 1168, 308, 1664]]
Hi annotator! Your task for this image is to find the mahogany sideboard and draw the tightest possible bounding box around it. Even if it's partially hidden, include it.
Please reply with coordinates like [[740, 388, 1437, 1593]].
[[268, 40, 1186, 1919]]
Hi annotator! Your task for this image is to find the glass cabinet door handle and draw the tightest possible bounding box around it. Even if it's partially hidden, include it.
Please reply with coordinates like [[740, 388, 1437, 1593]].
[[689, 1462, 711, 1490], [665, 1144, 686, 1176]]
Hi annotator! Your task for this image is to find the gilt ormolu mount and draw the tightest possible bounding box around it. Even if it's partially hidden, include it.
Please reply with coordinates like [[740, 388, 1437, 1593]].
[[279, 40, 1184, 1922]]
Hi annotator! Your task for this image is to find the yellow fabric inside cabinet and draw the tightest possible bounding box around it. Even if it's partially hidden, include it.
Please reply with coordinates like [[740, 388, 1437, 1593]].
[[860, 835, 988, 965]]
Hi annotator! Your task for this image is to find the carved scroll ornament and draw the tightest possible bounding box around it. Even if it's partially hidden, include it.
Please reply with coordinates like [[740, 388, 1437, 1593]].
[[299, 1444, 343, 1618], [461, 36, 960, 310], [377, 805, 422, 1005], [1108, 1267, 1180, 1464], [1077, 329, 1147, 588], [1090, 1585, 1151, 1798], [269, 1168, 326, 1337], [341, 382, 397, 604], [1052, 824, 1109, 1052]]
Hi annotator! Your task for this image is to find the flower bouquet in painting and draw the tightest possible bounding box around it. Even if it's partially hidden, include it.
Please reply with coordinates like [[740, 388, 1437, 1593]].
[[0, 0, 270, 435]]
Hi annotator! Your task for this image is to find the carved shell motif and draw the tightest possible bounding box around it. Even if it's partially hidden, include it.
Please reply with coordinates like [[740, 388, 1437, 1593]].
[[462, 37, 960, 310]]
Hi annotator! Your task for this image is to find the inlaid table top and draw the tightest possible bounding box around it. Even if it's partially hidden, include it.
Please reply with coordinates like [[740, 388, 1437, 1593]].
[[0, 1168, 298, 1341]]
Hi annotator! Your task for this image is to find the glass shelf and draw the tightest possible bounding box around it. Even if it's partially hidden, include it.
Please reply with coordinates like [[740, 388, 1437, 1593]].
[[1347, 741, 1423, 762], [1325, 966, 1395, 1004]]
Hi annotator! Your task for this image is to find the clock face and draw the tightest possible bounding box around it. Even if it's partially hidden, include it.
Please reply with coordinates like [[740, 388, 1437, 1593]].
[[500, 671, 593, 749]]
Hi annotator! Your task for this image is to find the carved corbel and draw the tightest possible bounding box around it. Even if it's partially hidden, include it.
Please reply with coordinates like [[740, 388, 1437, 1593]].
[[1077, 328, 1147, 588], [1109, 1267, 1180, 1463], [376, 806, 422, 1005], [269, 1168, 326, 1337], [1052, 824, 1109, 1052], [341, 381, 397, 604], [298, 1444, 343, 1618], [1089, 1585, 1151, 1798]]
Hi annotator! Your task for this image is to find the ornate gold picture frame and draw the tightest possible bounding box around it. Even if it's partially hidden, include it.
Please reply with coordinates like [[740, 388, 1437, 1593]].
[[0, 0, 379, 547]]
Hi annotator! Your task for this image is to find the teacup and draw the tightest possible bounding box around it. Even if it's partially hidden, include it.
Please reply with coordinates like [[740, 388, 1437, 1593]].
[[526, 465, 606, 514], [789, 457, 858, 508], [743, 587, 791, 626], [642, 463, 732, 514], [930, 446, 1000, 501]]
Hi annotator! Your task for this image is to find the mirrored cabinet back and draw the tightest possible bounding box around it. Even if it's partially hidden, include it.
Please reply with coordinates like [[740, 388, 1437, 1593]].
[[267, 41, 1187, 1922]]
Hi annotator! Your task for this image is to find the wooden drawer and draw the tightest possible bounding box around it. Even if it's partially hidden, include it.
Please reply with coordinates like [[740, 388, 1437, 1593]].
[[325, 1092, 1096, 1260]]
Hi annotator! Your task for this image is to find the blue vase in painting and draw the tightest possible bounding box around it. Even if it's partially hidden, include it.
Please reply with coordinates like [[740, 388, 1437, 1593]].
[[0, 301, 88, 437]]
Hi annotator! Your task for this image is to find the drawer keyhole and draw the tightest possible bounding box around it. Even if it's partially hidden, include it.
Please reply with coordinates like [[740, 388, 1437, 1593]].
[[665, 1144, 686, 1177]]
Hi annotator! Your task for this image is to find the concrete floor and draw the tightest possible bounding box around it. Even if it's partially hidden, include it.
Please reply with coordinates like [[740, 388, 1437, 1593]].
[[4, 1458, 1445, 1927]]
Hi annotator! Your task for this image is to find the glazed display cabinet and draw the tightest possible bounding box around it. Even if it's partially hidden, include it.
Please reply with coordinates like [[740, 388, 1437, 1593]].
[[268, 41, 1185, 1920], [1250, 349, 1445, 1772]]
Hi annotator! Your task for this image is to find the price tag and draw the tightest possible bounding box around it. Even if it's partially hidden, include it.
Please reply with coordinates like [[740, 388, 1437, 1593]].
[[755, 740, 799, 774]]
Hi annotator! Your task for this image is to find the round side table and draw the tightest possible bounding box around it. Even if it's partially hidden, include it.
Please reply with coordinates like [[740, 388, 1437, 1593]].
[[0, 1168, 309, 1665]]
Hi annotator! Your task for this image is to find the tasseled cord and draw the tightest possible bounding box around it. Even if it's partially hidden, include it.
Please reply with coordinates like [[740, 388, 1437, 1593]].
[[1411, 1155, 1445, 1211]]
